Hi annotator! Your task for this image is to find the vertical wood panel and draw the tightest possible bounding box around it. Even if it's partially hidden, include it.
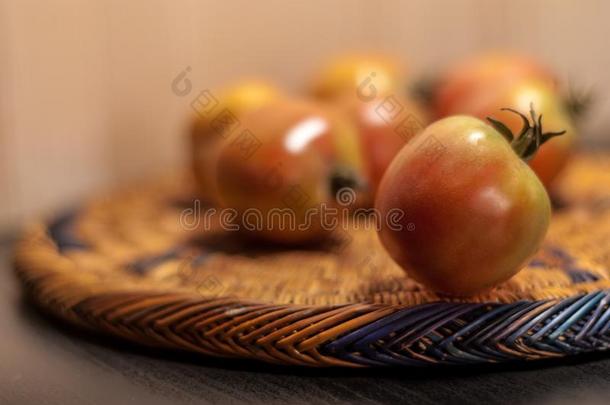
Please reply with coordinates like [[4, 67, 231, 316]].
[[189, 0, 371, 91], [0, 0, 17, 230], [103, 0, 185, 182], [3, 0, 111, 228], [534, 0, 610, 143], [370, 0, 487, 73]]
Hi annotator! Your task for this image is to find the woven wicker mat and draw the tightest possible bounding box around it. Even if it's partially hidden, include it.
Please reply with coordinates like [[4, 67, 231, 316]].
[[14, 153, 610, 367]]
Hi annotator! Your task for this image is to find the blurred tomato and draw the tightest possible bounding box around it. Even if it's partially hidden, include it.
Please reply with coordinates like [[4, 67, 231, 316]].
[[310, 54, 405, 101], [216, 99, 366, 244], [190, 80, 281, 204], [433, 53, 557, 118]]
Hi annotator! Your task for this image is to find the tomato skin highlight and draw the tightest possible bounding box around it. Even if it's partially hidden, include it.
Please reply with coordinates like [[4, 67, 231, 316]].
[[375, 116, 551, 296]]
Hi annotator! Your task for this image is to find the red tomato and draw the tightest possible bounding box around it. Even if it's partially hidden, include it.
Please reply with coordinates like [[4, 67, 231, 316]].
[[376, 112, 557, 295], [216, 99, 366, 244], [433, 53, 557, 118]]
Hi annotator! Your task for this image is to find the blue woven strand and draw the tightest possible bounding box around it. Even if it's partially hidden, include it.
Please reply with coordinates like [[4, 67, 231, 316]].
[[47, 211, 89, 252]]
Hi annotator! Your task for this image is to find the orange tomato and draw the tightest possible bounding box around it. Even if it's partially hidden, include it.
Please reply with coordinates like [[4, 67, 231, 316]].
[[190, 80, 280, 204], [310, 54, 405, 101], [216, 99, 366, 244]]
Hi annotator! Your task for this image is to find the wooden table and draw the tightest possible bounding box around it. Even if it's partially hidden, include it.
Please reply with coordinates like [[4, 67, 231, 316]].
[[3, 240, 610, 405]]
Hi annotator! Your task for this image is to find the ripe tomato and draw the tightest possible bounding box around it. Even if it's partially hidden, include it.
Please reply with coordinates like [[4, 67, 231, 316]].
[[445, 80, 576, 189], [216, 99, 366, 244], [335, 94, 428, 199], [433, 53, 557, 118], [310, 54, 405, 101], [190, 81, 280, 205], [376, 110, 560, 295]]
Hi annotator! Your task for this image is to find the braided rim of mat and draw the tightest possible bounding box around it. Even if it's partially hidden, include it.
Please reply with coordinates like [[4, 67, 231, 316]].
[[13, 154, 610, 367]]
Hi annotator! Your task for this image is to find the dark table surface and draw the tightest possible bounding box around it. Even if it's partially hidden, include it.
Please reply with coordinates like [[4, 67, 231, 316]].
[[2, 239, 610, 405]]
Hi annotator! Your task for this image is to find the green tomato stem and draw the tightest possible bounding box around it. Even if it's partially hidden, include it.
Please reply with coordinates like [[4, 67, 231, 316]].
[[486, 103, 566, 162]]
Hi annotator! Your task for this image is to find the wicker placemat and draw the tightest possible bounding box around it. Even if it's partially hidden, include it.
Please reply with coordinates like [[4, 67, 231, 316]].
[[14, 153, 610, 367]]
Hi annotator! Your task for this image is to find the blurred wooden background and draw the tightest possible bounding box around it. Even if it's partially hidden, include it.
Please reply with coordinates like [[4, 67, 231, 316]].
[[1, 0, 609, 231]]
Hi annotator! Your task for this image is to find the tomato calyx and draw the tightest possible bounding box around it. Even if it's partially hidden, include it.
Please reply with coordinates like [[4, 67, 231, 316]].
[[487, 103, 566, 161]]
